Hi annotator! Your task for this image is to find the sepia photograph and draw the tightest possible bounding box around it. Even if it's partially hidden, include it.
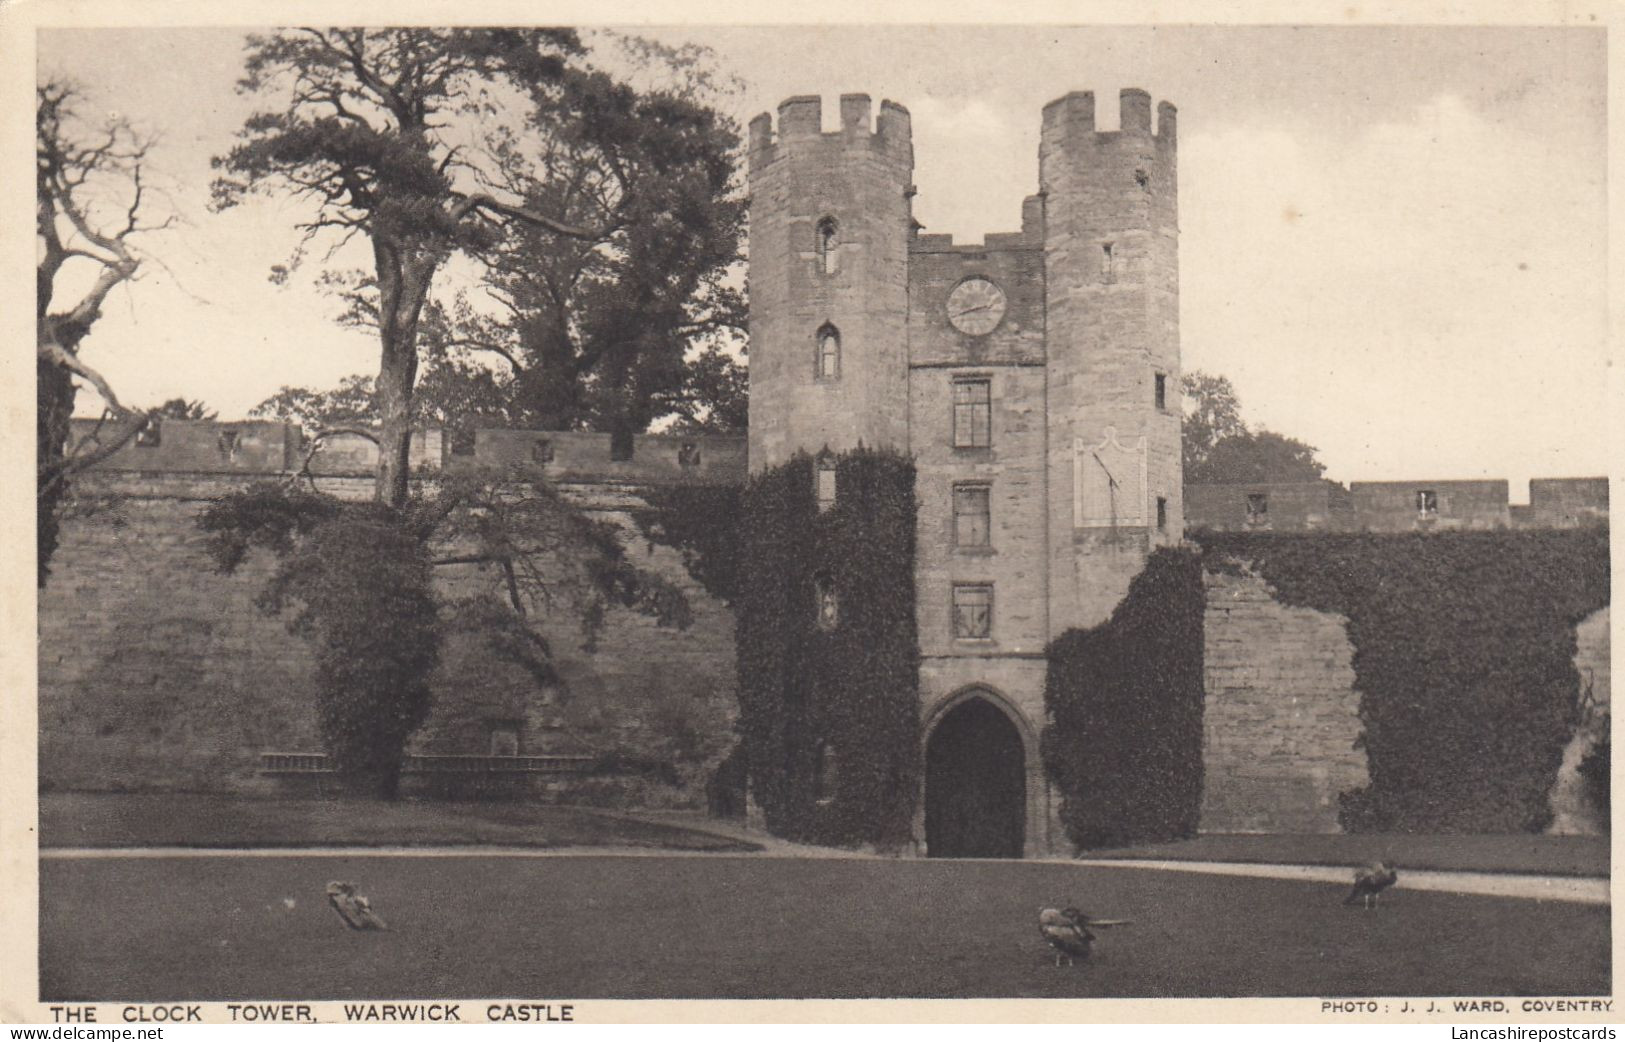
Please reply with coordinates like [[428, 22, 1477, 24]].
[[7, 3, 1616, 1022]]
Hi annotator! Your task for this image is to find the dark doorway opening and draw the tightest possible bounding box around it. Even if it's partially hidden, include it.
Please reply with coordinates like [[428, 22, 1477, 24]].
[[924, 695, 1026, 858]]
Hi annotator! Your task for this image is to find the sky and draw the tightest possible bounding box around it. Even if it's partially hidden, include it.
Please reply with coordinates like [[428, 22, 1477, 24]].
[[34, 23, 1610, 496]]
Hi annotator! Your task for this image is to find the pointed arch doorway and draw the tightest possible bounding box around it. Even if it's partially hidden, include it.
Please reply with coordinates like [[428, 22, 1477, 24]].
[[924, 692, 1027, 858]]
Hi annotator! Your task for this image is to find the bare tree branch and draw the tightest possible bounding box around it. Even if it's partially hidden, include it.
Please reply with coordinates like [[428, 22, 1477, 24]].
[[38, 339, 130, 413], [449, 192, 603, 240], [38, 410, 154, 500], [294, 426, 385, 491]]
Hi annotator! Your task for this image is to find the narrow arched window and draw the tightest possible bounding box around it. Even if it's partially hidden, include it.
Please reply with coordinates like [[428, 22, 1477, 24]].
[[816, 324, 841, 380], [813, 570, 839, 631], [814, 742, 839, 803], [816, 217, 838, 274], [816, 453, 838, 512]]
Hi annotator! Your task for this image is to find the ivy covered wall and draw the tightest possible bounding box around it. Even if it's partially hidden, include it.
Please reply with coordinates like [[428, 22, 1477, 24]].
[[1196, 529, 1610, 833], [733, 449, 921, 848], [1041, 547, 1208, 850]]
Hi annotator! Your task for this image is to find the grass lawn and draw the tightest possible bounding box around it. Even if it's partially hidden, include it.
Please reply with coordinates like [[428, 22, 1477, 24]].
[[40, 854, 1608, 1000], [39, 793, 759, 852], [1085, 834, 1609, 878]]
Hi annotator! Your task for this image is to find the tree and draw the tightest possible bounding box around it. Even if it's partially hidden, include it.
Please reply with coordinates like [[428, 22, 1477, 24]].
[[210, 32, 747, 794], [425, 52, 746, 443], [251, 374, 379, 433], [424, 32, 747, 441], [37, 79, 174, 586], [663, 344, 748, 434], [214, 29, 745, 506], [1179, 371, 1246, 478], [1181, 370, 1327, 485], [213, 28, 599, 507], [255, 34, 748, 447], [156, 398, 217, 421], [1195, 428, 1326, 485], [200, 469, 691, 798]]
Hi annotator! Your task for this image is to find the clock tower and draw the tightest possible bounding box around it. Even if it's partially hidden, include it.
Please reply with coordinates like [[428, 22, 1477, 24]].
[[745, 89, 1181, 856]]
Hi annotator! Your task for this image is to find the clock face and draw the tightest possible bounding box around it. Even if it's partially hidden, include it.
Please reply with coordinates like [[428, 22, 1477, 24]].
[[946, 278, 1008, 336]]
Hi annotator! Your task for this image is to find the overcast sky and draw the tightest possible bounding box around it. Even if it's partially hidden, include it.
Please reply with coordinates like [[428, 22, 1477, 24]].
[[35, 23, 1609, 496]]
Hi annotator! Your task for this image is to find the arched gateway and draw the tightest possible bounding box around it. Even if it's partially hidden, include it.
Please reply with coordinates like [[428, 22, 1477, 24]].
[[923, 693, 1027, 858]]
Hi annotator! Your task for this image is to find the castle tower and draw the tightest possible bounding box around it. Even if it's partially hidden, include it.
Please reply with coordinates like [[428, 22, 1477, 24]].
[[746, 95, 915, 469], [1040, 89, 1182, 628]]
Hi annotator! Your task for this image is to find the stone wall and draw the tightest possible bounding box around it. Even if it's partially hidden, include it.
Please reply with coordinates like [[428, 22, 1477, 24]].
[[1199, 569, 1611, 836], [40, 474, 325, 794], [70, 417, 748, 487], [1191, 478, 1606, 533], [38, 471, 739, 806], [1199, 569, 1368, 833], [1186, 481, 1352, 532], [1530, 478, 1609, 528], [1349, 479, 1511, 531]]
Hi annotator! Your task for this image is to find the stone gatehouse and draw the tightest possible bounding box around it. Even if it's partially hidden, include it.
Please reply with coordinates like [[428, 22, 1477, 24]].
[[37, 90, 1609, 854]]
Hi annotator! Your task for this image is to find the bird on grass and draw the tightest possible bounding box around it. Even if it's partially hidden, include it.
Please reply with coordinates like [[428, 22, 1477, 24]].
[[1343, 861, 1398, 910], [1038, 906, 1132, 966], [326, 881, 388, 931]]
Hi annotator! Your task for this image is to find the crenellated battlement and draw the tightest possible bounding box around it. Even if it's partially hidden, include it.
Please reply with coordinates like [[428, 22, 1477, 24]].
[[909, 194, 1047, 254], [748, 93, 913, 173], [68, 417, 748, 486], [1040, 87, 1176, 148], [911, 231, 1036, 254]]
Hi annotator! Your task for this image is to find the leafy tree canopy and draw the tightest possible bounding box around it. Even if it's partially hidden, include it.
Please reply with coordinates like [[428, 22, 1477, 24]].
[[155, 398, 218, 421], [216, 29, 747, 504], [1182, 370, 1327, 485]]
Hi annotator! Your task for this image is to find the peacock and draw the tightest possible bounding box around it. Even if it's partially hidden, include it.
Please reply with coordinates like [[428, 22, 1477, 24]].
[[326, 881, 388, 930], [1038, 906, 1131, 966], [1343, 861, 1398, 910]]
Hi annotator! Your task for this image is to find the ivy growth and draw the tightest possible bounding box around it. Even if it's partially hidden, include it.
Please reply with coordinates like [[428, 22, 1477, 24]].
[[630, 481, 743, 604], [1578, 725, 1609, 823], [734, 448, 920, 848], [1041, 547, 1208, 850], [1195, 528, 1609, 833], [199, 469, 693, 798]]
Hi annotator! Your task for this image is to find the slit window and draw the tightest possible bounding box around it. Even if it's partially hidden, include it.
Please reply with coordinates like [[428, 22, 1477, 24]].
[[816, 217, 838, 275], [1154, 372, 1167, 411], [1417, 490, 1438, 517], [814, 742, 839, 803], [816, 455, 838, 512], [1101, 242, 1115, 278], [952, 584, 993, 640], [813, 571, 839, 631], [952, 378, 992, 448], [953, 484, 991, 547], [817, 324, 841, 380], [1156, 496, 1168, 532]]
